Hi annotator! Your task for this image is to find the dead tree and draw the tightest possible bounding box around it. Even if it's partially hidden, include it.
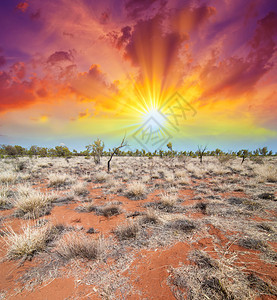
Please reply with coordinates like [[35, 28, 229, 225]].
[[107, 136, 128, 173], [197, 145, 207, 164]]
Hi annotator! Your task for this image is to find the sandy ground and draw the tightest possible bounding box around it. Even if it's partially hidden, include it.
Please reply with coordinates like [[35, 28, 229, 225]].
[[0, 156, 276, 299]]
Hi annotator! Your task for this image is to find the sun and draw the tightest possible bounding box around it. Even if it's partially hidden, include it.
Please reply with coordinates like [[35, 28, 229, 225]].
[[141, 108, 167, 130]]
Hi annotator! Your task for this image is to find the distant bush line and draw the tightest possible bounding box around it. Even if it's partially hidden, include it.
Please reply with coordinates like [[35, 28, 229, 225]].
[[0, 144, 275, 159]]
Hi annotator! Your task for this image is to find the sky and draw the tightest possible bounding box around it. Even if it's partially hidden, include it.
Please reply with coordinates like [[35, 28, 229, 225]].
[[0, 0, 277, 152]]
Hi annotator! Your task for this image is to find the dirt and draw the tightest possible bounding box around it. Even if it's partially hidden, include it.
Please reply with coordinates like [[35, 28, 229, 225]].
[[0, 157, 276, 299]]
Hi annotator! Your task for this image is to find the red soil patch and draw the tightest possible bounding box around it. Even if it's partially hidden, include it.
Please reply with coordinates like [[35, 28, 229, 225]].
[[11, 277, 100, 300], [124, 242, 191, 299], [220, 191, 249, 199]]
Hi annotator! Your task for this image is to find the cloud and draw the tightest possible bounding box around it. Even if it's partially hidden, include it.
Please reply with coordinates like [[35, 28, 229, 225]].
[[71, 64, 118, 110], [36, 87, 48, 98], [30, 115, 49, 123], [99, 10, 110, 24], [16, 2, 29, 13], [47, 51, 74, 65], [123, 14, 187, 82], [0, 56, 6, 68], [78, 109, 91, 119], [197, 11, 277, 102], [0, 71, 36, 113], [169, 4, 216, 33], [30, 9, 41, 20], [11, 62, 26, 80], [125, 0, 166, 19], [116, 26, 132, 49]]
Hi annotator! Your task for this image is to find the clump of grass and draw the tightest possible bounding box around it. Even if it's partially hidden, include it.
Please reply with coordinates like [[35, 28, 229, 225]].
[[190, 250, 218, 269], [258, 193, 275, 201], [97, 205, 121, 217], [0, 171, 17, 184], [4, 223, 54, 260], [238, 238, 268, 251], [256, 223, 274, 233], [139, 209, 159, 225], [126, 181, 146, 200], [48, 173, 74, 187], [218, 154, 233, 164], [168, 250, 255, 300], [195, 202, 208, 214], [167, 218, 196, 233], [0, 185, 13, 209], [243, 199, 262, 211], [76, 202, 97, 213], [56, 233, 102, 260], [255, 165, 277, 183], [175, 170, 191, 185], [18, 173, 31, 181], [247, 273, 277, 297], [94, 172, 109, 183], [71, 181, 88, 196], [13, 187, 52, 218], [114, 222, 139, 240], [152, 192, 178, 212], [160, 192, 178, 207], [164, 172, 175, 184], [14, 160, 26, 172], [250, 156, 264, 164]]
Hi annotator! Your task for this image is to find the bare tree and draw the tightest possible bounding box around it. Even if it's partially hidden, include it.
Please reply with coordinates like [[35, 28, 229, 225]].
[[196, 145, 207, 164], [107, 136, 128, 173]]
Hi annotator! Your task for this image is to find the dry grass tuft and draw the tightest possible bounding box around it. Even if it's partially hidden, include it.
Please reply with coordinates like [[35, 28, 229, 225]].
[[126, 181, 146, 200], [167, 219, 196, 233], [0, 185, 13, 209], [238, 238, 268, 251], [48, 173, 75, 187], [94, 172, 109, 183], [71, 181, 88, 196], [0, 171, 17, 184], [139, 209, 159, 225], [13, 187, 53, 218], [98, 205, 121, 217], [247, 273, 277, 297], [4, 223, 54, 260], [160, 192, 178, 207], [168, 250, 255, 299], [56, 232, 102, 260], [114, 222, 139, 240]]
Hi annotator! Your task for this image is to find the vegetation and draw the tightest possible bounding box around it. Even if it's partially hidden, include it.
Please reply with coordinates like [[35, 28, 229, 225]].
[[0, 144, 276, 160], [4, 223, 55, 260], [86, 138, 105, 164]]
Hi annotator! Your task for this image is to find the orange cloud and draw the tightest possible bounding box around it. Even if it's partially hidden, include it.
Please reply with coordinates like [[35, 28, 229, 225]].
[[78, 109, 91, 119]]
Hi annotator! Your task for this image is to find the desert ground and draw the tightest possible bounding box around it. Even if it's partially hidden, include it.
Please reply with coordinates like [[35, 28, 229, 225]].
[[0, 155, 276, 299]]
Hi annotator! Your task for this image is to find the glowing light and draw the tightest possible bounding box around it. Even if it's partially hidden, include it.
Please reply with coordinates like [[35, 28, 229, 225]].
[[141, 107, 167, 130]]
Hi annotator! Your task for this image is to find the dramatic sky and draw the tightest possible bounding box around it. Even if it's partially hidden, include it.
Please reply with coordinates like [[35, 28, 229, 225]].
[[0, 0, 277, 151]]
